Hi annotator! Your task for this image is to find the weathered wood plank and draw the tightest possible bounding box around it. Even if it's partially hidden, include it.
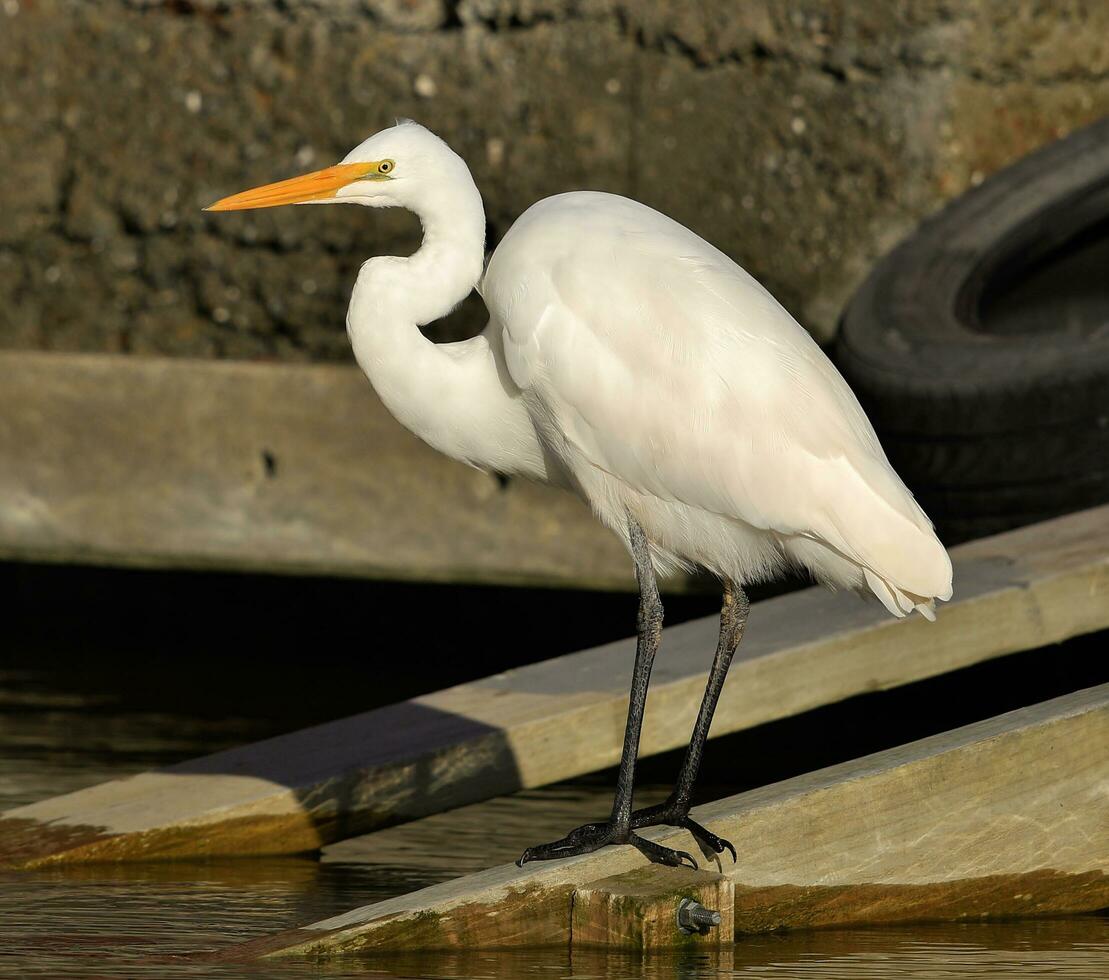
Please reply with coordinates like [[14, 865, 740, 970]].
[[0, 350, 647, 589], [1, 506, 1106, 869], [572, 866, 734, 949], [222, 685, 1109, 957]]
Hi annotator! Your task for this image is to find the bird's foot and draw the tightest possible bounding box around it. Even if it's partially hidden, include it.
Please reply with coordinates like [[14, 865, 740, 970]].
[[631, 798, 737, 863], [516, 819, 697, 869]]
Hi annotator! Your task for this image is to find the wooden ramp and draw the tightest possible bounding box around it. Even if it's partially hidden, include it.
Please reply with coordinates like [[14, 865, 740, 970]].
[[0, 350, 647, 590], [222, 685, 1109, 957], [1, 506, 1106, 869]]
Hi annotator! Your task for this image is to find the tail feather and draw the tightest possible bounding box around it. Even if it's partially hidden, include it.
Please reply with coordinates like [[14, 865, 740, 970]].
[[865, 568, 910, 618], [914, 598, 937, 622], [864, 568, 942, 621]]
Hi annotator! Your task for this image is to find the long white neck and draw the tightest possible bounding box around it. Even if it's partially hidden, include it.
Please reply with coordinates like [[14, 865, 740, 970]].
[[346, 173, 550, 481]]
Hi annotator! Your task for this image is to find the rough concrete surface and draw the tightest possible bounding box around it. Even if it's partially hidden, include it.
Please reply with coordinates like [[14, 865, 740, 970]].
[[2, 0, 1108, 360]]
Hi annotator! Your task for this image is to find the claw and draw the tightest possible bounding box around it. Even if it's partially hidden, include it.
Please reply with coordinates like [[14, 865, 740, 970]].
[[670, 848, 698, 869]]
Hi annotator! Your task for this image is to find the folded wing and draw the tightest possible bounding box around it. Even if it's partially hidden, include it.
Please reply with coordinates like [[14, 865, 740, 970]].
[[485, 192, 953, 611]]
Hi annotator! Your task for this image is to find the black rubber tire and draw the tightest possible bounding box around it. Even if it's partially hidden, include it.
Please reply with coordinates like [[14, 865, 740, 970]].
[[835, 115, 1109, 544]]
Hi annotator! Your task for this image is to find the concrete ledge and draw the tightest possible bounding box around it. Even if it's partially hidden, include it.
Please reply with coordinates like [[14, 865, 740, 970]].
[[0, 350, 652, 590]]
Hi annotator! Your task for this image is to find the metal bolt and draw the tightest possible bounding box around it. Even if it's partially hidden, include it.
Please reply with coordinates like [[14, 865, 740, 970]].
[[676, 897, 721, 935]]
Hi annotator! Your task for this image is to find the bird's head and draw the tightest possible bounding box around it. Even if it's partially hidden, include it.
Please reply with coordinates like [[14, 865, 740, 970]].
[[205, 119, 469, 213]]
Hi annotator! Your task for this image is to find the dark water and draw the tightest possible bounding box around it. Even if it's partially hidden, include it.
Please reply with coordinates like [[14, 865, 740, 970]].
[[2, 563, 1107, 978]]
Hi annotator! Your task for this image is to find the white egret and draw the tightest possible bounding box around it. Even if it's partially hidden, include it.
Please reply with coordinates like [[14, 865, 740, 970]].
[[207, 120, 953, 869]]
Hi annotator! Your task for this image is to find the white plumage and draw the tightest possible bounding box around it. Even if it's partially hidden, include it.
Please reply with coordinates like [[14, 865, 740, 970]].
[[485, 191, 951, 618], [210, 120, 953, 620]]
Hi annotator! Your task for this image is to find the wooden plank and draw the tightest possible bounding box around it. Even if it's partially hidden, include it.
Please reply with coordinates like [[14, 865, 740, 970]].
[[0, 350, 649, 590], [219, 685, 1109, 958], [572, 867, 734, 949], [1, 505, 1106, 869]]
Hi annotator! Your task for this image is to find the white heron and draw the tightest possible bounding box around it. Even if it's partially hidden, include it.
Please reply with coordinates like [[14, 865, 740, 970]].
[[207, 120, 953, 869]]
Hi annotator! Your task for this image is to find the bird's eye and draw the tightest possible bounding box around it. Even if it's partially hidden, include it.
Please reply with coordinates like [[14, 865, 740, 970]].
[[378, 160, 394, 174]]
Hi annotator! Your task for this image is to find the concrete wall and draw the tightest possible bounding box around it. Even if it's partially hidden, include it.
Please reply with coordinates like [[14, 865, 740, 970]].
[[2, 0, 1107, 360]]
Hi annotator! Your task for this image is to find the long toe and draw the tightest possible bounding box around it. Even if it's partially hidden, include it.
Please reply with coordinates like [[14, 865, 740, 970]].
[[629, 833, 698, 869], [516, 838, 599, 866], [629, 800, 673, 829], [681, 817, 737, 863], [516, 822, 617, 866], [629, 803, 736, 865], [678, 815, 740, 860]]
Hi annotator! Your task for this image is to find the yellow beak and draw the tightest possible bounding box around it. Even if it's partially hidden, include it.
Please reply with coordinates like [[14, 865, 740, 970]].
[[204, 161, 380, 211]]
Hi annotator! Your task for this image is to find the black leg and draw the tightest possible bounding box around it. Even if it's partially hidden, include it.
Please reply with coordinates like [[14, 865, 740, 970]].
[[608, 513, 663, 833], [516, 514, 696, 869], [631, 580, 749, 862]]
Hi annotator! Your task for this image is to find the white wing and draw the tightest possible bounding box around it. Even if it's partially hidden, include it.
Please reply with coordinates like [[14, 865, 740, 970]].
[[484, 192, 952, 608]]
